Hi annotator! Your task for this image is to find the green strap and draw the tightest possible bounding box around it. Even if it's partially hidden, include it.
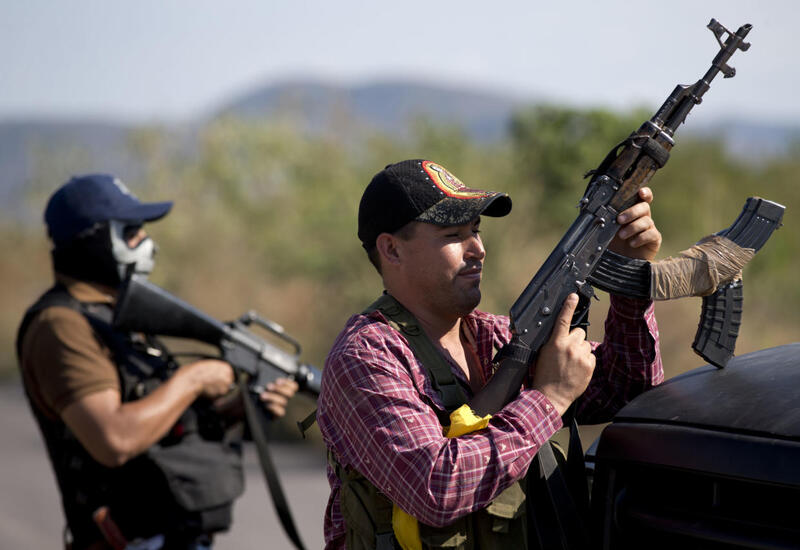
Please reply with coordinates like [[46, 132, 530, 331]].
[[364, 294, 468, 414], [297, 294, 469, 437]]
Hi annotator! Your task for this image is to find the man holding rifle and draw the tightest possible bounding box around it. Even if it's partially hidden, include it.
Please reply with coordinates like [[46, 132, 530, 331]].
[[317, 159, 664, 549], [17, 174, 298, 550]]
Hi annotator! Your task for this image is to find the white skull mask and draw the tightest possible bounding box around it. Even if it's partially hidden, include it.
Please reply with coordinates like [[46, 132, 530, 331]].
[[109, 219, 157, 279]]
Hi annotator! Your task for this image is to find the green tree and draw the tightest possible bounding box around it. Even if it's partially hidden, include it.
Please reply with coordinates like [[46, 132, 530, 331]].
[[510, 105, 651, 227]]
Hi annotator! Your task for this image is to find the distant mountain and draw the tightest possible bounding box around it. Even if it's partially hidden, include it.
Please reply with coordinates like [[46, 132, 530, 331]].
[[2, 80, 798, 221], [212, 79, 524, 142]]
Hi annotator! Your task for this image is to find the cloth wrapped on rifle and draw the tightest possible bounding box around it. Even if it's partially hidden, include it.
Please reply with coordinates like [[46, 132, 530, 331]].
[[650, 235, 754, 300]]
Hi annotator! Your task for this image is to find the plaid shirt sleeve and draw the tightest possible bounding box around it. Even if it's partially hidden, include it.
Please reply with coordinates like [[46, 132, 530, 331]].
[[317, 313, 562, 546], [576, 295, 663, 423]]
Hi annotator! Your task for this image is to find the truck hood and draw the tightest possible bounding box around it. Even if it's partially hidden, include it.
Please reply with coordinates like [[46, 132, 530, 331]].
[[614, 343, 800, 440]]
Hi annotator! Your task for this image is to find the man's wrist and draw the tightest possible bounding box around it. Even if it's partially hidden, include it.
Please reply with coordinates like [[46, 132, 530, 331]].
[[530, 385, 570, 417], [515, 388, 564, 437], [173, 362, 205, 399]]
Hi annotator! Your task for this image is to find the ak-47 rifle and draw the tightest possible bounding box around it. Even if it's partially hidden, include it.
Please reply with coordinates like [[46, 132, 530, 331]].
[[470, 19, 784, 419], [466, 19, 784, 550]]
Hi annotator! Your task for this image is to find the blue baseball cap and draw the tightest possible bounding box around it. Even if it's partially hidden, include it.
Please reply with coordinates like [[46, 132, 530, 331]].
[[44, 174, 173, 245]]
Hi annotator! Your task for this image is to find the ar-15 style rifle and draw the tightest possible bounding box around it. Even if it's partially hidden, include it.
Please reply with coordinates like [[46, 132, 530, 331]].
[[113, 273, 320, 550], [113, 273, 322, 397], [470, 19, 779, 418]]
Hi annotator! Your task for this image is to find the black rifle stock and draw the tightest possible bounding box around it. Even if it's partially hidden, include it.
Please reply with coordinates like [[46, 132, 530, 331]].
[[470, 19, 753, 417], [113, 273, 322, 398]]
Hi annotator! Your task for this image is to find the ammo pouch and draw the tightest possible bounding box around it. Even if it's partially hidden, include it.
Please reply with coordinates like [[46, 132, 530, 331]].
[[419, 482, 527, 550], [146, 433, 244, 527], [339, 467, 394, 550], [103, 423, 244, 539]]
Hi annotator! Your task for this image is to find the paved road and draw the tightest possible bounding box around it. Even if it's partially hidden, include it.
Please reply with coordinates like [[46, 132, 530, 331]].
[[0, 382, 329, 549]]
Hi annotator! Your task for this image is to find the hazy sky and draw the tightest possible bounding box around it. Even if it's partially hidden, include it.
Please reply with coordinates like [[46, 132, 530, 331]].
[[2, 1, 797, 125]]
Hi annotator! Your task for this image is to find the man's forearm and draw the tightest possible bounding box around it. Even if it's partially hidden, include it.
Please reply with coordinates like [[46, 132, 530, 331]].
[[330, 387, 560, 527], [61, 362, 209, 467], [576, 295, 662, 423], [602, 294, 662, 380]]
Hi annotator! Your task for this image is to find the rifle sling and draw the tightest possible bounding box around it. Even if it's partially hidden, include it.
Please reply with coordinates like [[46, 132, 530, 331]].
[[527, 416, 591, 550], [296, 409, 318, 438], [239, 376, 308, 550], [566, 416, 591, 521], [641, 136, 670, 168], [584, 135, 669, 182]]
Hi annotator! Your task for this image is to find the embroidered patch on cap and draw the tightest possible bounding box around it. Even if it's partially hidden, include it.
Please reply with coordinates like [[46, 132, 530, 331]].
[[421, 161, 491, 199]]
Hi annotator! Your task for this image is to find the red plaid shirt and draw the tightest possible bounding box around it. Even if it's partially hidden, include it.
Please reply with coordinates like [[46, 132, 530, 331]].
[[317, 295, 662, 549]]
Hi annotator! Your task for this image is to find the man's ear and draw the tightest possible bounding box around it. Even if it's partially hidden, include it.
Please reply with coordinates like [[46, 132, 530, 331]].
[[375, 233, 402, 267]]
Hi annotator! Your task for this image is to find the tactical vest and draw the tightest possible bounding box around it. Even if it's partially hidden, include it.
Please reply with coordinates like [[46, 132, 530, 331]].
[[16, 285, 244, 550], [332, 294, 528, 550]]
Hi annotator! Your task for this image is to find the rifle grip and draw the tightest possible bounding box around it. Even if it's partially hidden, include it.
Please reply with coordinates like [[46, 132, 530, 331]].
[[692, 280, 743, 368]]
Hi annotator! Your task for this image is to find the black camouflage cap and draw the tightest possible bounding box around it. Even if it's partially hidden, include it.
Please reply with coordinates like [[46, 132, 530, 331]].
[[357, 159, 512, 250]]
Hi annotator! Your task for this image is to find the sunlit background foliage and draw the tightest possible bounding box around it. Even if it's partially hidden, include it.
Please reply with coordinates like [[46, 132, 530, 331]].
[[3, 105, 797, 434]]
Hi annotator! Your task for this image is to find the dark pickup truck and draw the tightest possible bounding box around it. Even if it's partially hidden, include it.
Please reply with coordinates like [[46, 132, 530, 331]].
[[589, 343, 800, 549]]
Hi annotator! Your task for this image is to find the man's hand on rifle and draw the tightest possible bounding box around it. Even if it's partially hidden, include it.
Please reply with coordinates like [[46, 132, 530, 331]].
[[531, 294, 597, 416], [608, 187, 662, 261], [187, 359, 235, 400], [259, 378, 300, 418], [211, 374, 298, 419]]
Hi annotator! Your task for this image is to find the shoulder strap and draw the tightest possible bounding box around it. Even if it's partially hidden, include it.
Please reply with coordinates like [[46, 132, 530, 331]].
[[17, 284, 119, 355], [297, 294, 469, 436], [363, 294, 467, 415]]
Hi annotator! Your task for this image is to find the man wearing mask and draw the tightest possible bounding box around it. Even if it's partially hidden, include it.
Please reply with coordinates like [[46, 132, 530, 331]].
[[17, 174, 298, 550]]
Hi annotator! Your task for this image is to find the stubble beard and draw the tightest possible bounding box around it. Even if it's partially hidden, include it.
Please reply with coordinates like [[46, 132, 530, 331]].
[[413, 260, 483, 320], [448, 278, 482, 318]]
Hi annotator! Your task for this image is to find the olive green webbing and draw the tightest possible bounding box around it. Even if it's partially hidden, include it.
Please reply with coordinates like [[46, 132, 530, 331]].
[[296, 293, 468, 436], [363, 294, 468, 414]]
